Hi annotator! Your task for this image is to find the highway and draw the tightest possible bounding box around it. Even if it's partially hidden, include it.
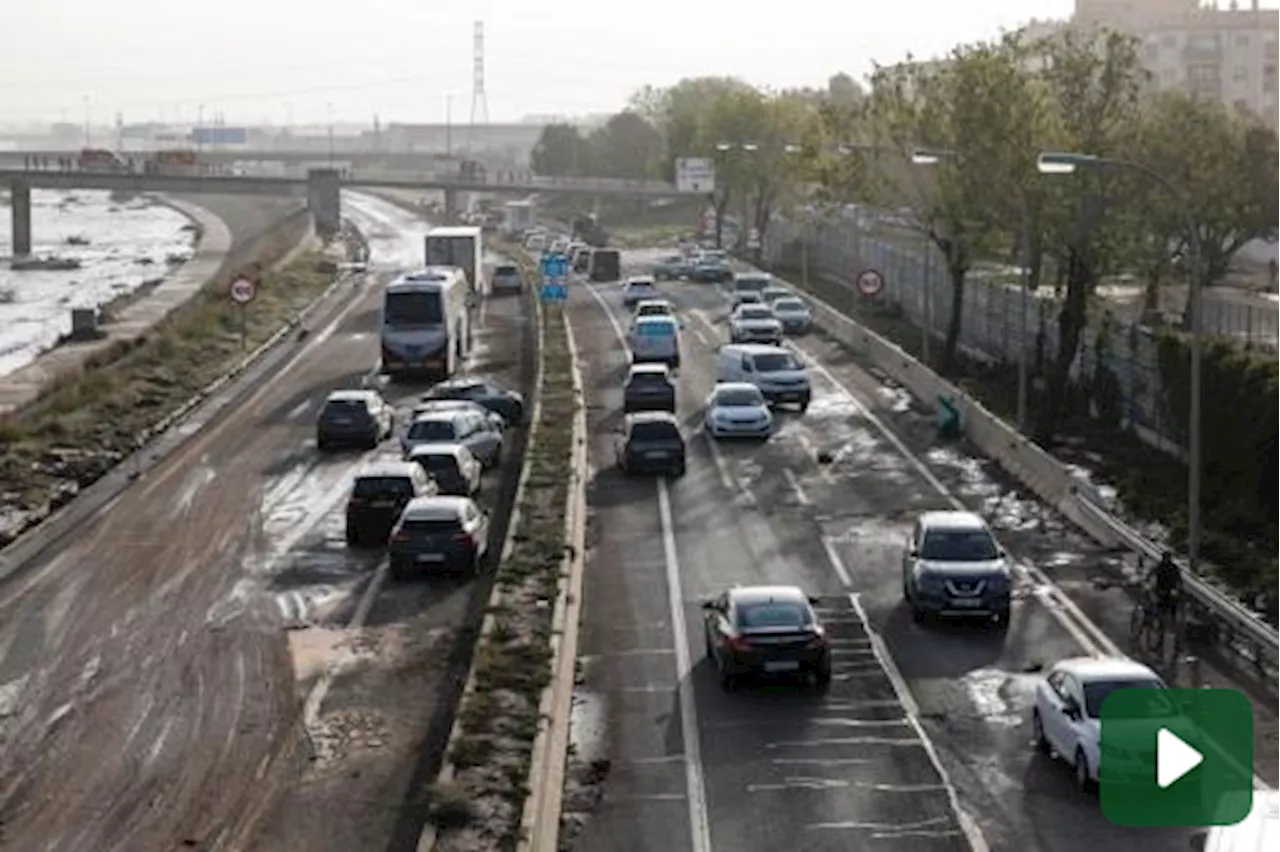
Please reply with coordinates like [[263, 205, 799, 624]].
[[0, 193, 531, 851], [564, 249, 1198, 852]]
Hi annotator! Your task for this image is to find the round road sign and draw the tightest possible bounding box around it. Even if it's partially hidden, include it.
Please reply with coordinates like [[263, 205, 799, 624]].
[[856, 268, 885, 296], [229, 277, 256, 304]]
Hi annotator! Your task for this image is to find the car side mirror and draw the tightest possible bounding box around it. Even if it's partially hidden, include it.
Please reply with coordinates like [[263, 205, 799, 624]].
[[908, 548, 920, 559], [997, 547, 1008, 559], [1063, 700, 1082, 721], [700, 600, 717, 610]]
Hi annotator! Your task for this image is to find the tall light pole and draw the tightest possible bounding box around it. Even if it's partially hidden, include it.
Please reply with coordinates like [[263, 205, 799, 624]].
[[1036, 150, 1203, 575], [82, 96, 91, 147], [327, 102, 335, 165], [913, 146, 1034, 427]]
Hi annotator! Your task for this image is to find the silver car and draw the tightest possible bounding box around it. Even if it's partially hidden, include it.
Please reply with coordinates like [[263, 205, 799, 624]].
[[729, 304, 783, 345], [704, 382, 773, 439], [401, 409, 503, 468], [411, 399, 507, 433], [772, 296, 812, 334]]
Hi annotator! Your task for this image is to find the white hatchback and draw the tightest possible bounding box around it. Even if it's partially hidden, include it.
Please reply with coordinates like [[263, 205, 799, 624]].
[[704, 382, 773, 439]]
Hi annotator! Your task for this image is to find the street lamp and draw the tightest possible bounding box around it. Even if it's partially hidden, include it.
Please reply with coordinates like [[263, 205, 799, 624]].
[[1036, 150, 1204, 575], [327, 102, 335, 166]]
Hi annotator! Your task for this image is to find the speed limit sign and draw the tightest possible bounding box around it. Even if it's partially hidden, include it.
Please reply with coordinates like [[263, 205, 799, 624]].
[[855, 268, 885, 297], [229, 276, 256, 304]]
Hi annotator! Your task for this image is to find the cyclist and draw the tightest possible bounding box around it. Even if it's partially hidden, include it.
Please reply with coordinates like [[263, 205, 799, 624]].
[[1152, 551, 1182, 624]]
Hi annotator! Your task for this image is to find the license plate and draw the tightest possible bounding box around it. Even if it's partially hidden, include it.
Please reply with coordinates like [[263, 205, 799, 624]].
[[950, 598, 982, 608], [764, 660, 800, 673], [416, 553, 445, 563], [779, 393, 800, 401], [371, 501, 396, 509], [644, 451, 668, 460]]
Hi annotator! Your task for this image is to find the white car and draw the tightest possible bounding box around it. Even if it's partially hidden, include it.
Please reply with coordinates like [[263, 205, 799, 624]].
[[730, 291, 764, 310], [704, 382, 773, 439], [772, 296, 812, 334], [1032, 656, 1170, 792], [729, 303, 783, 344], [761, 286, 792, 305], [632, 298, 675, 321], [623, 276, 660, 307]]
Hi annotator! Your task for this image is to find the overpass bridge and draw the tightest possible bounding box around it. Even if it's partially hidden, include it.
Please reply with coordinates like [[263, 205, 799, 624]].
[[0, 148, 475, 170], [1, 168, 692, 256]]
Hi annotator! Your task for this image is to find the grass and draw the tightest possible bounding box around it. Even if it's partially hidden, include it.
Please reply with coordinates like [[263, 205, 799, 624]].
[[432, 239, 578, 852], [0, 245, 343, 549]]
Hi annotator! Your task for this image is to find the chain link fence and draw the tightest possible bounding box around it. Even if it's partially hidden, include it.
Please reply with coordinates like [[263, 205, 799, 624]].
[[761, 216, 1267, 451]]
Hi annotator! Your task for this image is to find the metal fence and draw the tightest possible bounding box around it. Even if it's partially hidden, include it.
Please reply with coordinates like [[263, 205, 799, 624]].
[[763, 216, 1238, 451]]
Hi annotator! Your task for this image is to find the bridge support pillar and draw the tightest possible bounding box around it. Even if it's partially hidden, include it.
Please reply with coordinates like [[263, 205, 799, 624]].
[[306, 169, 342, 241], [443, 189, 459, 218], [9, 178, 31, 257]]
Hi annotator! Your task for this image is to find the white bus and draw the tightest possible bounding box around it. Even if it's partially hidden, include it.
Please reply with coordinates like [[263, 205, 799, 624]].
[[380, 267, 471, 380], [424, 226, 486, 296]]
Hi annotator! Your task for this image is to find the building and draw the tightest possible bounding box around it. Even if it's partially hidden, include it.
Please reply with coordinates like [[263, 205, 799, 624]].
[[1077, 0, 1279, 128]]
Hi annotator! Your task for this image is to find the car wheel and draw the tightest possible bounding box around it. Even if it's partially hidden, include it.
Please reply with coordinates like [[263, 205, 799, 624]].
[[346, 526, 360, 547], [813, 659, 832, 690], [911, 603, 926, 623], [1032, 711, 1050, 754], [316, 436, 329, 452], [798, 403, 810, 415], [673, 460, 686, 477], [1074, 748, 1092, 792]]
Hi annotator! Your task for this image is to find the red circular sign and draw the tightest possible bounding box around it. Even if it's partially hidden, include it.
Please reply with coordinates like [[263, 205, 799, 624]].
[[229, 277, 256, 304], [856, 268, 885, 296]]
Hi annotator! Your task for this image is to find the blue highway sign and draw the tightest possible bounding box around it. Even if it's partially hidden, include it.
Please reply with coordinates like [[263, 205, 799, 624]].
[[540, 283, 568, 303], [540, 253, 570, 280]]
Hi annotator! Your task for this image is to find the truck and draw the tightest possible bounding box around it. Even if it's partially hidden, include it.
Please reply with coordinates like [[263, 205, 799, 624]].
[[503, 200, 535, 235], [78, 148, 127, 172], [424, 226, 486, 296]]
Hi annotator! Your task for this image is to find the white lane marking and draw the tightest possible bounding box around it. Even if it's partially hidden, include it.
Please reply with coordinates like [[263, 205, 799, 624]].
[[702, 434, 757, 508], [792, 343, 1112, 658], [658, 479, 714, 852], [287, 399, 311, 420], [301, 558, 389, 728], [692, 327, 714, 348], [820, 536, 853, 587], [782, 468, 811, 506], [584, 277, 713, 852], [846, 592, 991, 852]]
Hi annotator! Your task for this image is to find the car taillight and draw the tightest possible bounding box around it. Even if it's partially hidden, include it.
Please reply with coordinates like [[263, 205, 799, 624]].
[[391, 530, 410, 542], [727, 635, 752, 653], [454, 532, 475, 547]]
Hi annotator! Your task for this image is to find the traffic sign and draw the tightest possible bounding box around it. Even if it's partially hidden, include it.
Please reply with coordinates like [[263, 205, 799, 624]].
[[540, 283, 568, 304], [229, 276, 256, 304], [540, 253, 570, 280], [855, 268, 884, 297]]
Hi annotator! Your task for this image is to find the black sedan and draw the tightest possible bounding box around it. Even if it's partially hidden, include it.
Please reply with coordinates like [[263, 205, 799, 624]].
[[420, 377, 525, 426], [702, 585, 832, 690], [623, 363, 676, 414], [615, 411, 685, 476]]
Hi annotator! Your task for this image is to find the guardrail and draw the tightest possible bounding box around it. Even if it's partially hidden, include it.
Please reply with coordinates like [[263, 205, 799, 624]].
[[771, 264, 1279, 675]]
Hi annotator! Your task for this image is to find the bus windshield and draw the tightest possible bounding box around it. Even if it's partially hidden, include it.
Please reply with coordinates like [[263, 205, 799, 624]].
[[385, 291, 444, 328]]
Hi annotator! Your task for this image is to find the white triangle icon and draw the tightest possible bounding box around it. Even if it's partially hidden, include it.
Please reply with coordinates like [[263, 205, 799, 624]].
[[1157, 728, 1203, 788]]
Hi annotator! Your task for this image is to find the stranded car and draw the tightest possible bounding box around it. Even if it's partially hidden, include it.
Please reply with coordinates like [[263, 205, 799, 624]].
[[729, 303, 784, 345], [388, 495, 491, 577], [702, 585, 832, 690], [622, 275, 660, 308], [615, 411, 686, 477], [316, 389, 395, 451], [345, 462, 437, 547], [405, 442, 483, 497], [704, 382, 773, 439], [420, 377, 526, 425], [490, 263, 523, 294], [401, 409, 503, 467], [902, 510, 1013, 627], [623, 363, 677, 414]]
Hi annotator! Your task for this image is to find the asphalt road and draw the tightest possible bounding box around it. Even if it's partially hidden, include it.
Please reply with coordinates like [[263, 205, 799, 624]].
[[563, 249, 1202, 852], [0, 193, 530, 851]]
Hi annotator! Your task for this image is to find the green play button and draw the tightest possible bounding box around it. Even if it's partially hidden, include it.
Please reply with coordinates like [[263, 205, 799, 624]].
[[1101, 688, 1254, 827]]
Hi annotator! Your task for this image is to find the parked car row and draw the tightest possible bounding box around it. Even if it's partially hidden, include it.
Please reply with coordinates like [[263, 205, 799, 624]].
[[314, 376, 525, 578]]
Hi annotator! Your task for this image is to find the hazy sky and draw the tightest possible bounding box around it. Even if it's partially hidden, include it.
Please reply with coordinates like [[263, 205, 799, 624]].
[[2, 1, 1274, 126]]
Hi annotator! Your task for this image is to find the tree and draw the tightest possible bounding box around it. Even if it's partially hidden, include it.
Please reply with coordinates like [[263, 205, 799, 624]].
[[826, 72, 864, 106], [531, 123, 592, 176], [1030, 28, 1150, 441], [860, 36, 1035, 373], [741, 92, 821, 261], [586, 111, 664, 179]]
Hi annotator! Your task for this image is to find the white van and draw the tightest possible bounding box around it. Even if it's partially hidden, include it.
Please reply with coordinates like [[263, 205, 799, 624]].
[[1191, 791, 1278, 852], [629, 315, 681, 369], [730, 272, 772, 296], [715, 343, 811, 412]]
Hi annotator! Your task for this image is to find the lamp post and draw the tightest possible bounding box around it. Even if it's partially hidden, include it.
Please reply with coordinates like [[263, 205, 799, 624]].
[[712, 141, 759, 249], [327, 102, 335, 166], [912, 147, 1034, 427], [1036, 150, 1203, 575]]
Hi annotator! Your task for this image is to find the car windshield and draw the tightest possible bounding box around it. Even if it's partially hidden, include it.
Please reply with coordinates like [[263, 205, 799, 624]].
[[413, 453, 459, 473], [630, 372, 669, 386], [736, 277, 769, 291], [630, 421, 679, 441], [1083, 678, 1170, 719], [919, 528, 999, 561], [323, 399, 369, 418], [494, 265, 518, 276], [715, 388, 764, 407], [636, 320, 676, 337], [775, 299, 806, 312], [751, 352, 799, 372], [403, 517, 462, 534], [637, 304, 669, 316], [352, 477, 413, 498], [739, 307, 773, 320], [736, 600, 811, 629], [735, 293, 761, 303], [407, 420, 457, 441]]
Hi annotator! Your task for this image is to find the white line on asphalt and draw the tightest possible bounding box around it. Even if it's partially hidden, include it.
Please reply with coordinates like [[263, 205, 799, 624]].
[[658, 479, 714, 852], [791, 343, 1113, 657], [820, 536, 853, 586], [692, 327, 714, 348], [703, 434, 757, 508], [302, 557, 389, 728], [584, 278, 713, 852], [846, 592, 990, 852], [783, 468, 811, 506], [287, 399, 311, 420]]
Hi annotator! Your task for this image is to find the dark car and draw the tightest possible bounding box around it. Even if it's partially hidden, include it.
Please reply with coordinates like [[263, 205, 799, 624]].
[[902, 510, 1013, 628], [615, 411, 685, 476], [690, 258, 733, 283], [420, 377, 525, 426], [589, 248, 621, 282], [572, 247, 592, 274], [388, 495, 490, 577], [652, 254, 694, 280], [702, 585, 832, 690], [623, 363, 676, 414], [405, 442, 483, 497], [345, 462, 437, 547], [491, 263, 523, 294], [316, 389, 395, 451]]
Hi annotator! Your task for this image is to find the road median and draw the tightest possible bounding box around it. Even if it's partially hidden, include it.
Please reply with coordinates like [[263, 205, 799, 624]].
[[0, 221, 367, 562], [421, 243, 588, 852]]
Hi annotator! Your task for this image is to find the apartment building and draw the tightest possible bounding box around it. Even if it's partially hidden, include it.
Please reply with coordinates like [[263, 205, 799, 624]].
[[1077, 0, 1279, 128]]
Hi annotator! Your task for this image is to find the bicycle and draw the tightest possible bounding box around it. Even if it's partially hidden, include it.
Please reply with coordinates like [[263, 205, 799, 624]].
[[1129, 582, 1184, 663]]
